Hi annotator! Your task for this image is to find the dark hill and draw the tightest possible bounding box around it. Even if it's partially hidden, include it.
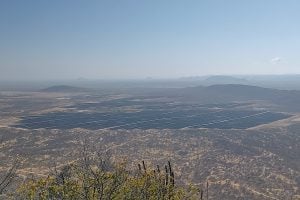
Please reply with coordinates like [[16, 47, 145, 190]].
[[203, 75, 250, 85], [204, 84, 278, 99], [41, 85, 88, 93], [171, 84, 300, 111]]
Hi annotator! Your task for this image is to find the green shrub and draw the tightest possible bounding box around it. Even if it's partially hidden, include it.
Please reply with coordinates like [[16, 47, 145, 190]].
[[16, 160, 200, 200]]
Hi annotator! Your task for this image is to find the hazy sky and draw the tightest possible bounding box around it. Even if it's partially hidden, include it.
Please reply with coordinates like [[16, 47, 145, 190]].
[[1, 0, 300, 80]]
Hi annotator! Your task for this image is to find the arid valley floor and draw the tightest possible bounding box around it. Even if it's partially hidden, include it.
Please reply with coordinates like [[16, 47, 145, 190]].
[[1, 86, 300, 199]]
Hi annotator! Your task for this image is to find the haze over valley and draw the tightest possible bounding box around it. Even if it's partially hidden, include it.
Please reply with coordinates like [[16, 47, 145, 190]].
[[1, 77, 300, 199], [1, 1, 300, 199]]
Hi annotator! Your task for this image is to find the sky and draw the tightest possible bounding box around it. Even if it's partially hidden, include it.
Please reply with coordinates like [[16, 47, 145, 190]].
[[1, 0, 300, 81]]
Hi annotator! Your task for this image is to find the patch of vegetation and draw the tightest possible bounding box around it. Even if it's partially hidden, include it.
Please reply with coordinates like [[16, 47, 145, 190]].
[[14, 149, 202, 200]]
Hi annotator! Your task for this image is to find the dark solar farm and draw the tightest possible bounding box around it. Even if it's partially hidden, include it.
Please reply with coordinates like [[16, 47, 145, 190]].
[[15, 98, 289, 130]]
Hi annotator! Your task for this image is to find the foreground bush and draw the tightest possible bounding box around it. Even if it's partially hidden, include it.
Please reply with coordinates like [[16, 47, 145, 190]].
[[16, 157, 201, 200]]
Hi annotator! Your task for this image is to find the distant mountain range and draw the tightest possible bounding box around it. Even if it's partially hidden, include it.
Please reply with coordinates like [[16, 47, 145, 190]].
[[2, 74, 300, 91], [180, 75, 300, 90], [41, 83, 300, 111]]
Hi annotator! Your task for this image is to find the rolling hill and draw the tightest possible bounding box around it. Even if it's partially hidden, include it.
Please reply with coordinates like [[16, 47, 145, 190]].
[[166, 84, 300, 111], [41, 85, 89, 93]]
